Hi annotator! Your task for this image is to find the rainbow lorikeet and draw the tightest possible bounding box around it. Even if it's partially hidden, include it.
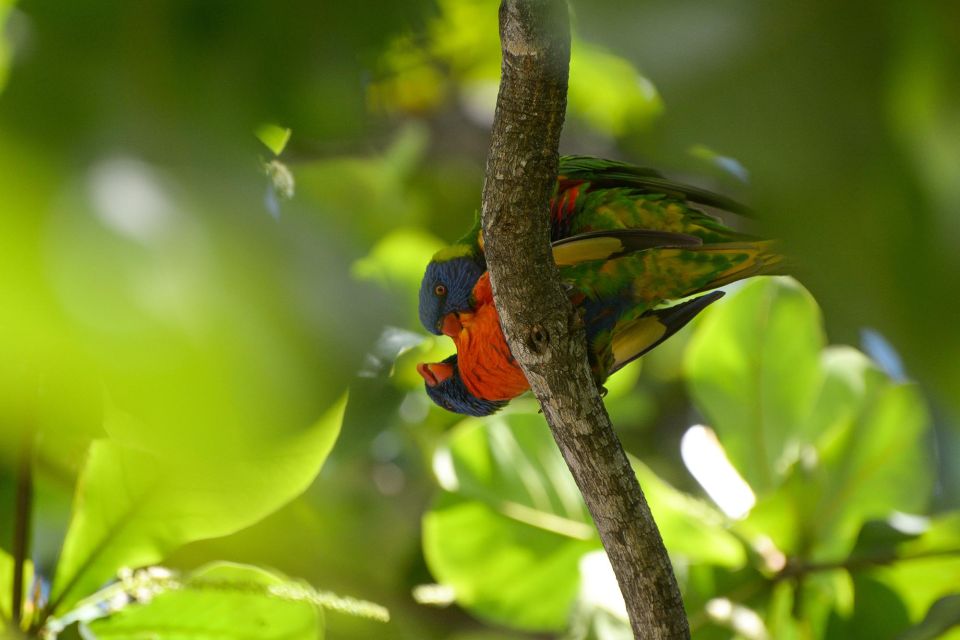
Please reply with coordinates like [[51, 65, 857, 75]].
[[417, 231, 783, 416], [418, 156, 754, 336], [418, 293, 724, 417]]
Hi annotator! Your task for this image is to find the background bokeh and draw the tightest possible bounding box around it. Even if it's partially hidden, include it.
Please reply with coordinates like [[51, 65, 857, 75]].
[[1, 0, 958, 638]]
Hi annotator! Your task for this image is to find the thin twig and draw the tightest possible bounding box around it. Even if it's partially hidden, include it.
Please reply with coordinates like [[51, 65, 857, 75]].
[[775, 547, 960, 582], [12, 427, 35, 628]]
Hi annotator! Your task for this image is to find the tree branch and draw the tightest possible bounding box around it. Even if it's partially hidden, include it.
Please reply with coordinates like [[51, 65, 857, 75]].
[[12, 427, 34, 629], [480, 1, 689, 638]]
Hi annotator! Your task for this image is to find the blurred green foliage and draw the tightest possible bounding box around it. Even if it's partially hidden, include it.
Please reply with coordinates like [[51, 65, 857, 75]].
[[1, 0, 958, 638], [83, 564, 324, 640]]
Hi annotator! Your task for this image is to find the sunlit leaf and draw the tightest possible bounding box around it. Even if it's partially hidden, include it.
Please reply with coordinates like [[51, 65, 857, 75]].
[[84, 563, 322, 640], [685, 277, 823, 492], [49, 397, 346, 614], [738, 347, 932, 560], [864, 514, 960, 627], [0, 548, 32, 627], [809, 379, 932, 559], [0, 550, 11, 629], [423, 413, 749, 631], [297, 125, 430, 243], [568, 41, 663, 136], [0, 0, 14, 95], [423, 413, 601, 631], [256, 124, 293, 156], [374, 0, 663, 138], [632, 461, 747, 569], [352, 227, 445, 298]]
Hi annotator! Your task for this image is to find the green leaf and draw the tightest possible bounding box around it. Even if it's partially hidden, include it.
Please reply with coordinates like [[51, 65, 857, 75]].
[[685, 277, 823, 493], [0, 548, 32, 630], [568, 42, 663, 136], [49, 397, 346, 614], [850, 520, 923, 557], [1, 549, 13, 627], [809, 379, 932, 558], [846, 575, 913, 640], [423, 414, 748, 632], [803, 346, 876, 445], [899, 513, 960, 557], [351, 227, 445, 298], [897, 595, 960, 640], [868, 514, 960, 626], [738, 354, 932, 560], [256, 124, 293, 156], [376, 0, 662, 138], [632, 462, 746, 569], [423, 414, 601, 631], [0, 0, 14, 95], [85, 562, 322, 640]]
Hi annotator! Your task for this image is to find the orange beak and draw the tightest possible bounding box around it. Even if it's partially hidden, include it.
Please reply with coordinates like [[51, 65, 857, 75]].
[[417, 362, 454, 387]]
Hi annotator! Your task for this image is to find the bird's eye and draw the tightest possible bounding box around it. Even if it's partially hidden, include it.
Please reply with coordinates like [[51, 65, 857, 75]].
[[434, 284, 447, 296]]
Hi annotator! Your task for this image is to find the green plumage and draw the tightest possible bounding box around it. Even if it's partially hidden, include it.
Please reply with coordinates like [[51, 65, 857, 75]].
[[560, 241, 784, 384], [419, 155, 760, 337], [432, 156, 751, 266]]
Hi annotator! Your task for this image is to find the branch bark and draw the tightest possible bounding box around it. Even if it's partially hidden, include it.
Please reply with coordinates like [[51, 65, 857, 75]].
[[480, 2, 690, 638]]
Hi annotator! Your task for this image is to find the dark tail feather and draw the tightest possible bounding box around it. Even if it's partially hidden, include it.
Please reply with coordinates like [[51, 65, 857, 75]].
[[608, 291, 725, 375]]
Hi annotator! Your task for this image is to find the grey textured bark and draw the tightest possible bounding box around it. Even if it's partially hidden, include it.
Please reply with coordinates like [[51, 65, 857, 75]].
[[479, 1, 691, 638]]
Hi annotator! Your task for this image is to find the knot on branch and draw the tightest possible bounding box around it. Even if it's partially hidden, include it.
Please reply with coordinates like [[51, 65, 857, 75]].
[[528, 323, 550, 354]]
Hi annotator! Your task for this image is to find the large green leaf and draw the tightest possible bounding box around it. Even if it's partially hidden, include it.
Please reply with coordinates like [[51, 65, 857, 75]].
[[688, 277, 933, 560], [808, 378, 932, 559], [48, 397, 346, 615], [85, 563, 322, 640], [631, 462, 746, 569], [741, 355, 931, 559], [423, 414, 601, 632], [423, 413, 748, 632], [685, 277, 823, 492]]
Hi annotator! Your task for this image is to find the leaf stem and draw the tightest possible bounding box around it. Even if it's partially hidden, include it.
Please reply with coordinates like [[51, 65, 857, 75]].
[[12, 427, 35, 629], [775, 547, 960, 581]]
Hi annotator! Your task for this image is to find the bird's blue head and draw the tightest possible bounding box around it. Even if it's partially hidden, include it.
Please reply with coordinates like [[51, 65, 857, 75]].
[[418, 255, 485, 335], [417, 355, 507, 417]]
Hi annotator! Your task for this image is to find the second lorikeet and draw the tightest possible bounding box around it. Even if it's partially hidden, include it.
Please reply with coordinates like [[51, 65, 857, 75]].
[[418, 155, 754, 335], [418, 232, 784, 416], [418, 292, 724, 417]]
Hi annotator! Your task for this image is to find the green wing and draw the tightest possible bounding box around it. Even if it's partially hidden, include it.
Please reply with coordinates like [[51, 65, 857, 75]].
[[559, 155, 753, 218], [563, 241, 783, 306], [562, 241, 784, 381]]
